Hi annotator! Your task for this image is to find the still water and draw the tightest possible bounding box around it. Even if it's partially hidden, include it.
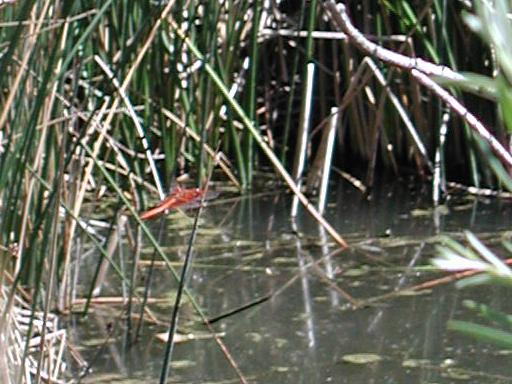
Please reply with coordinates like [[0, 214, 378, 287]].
[[71, 182, 512, 383]]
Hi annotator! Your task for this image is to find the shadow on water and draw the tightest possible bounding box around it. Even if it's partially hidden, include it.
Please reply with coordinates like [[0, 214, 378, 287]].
[[72, 182, 512, 383]]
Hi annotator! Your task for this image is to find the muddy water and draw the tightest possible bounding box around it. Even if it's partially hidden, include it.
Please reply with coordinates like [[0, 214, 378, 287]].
[[72, 183, 512, 383]]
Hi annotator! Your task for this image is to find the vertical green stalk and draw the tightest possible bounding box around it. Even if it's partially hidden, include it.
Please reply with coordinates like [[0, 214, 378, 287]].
[[304, 0, 317, 62], [280, 2, 306, 164], [243, 0, 260, 186]]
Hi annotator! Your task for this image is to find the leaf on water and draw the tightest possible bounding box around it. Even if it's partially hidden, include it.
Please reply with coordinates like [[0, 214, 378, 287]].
[[245, 332, 263, 343], [171, 360, 196, 369], [356, 244, 383, 253], [410, 205, 449, 217], [80, 373, 126, 383], [242, 252, 264, 262], [442, 368, 472, 380], [402, 358, 431, 368], [341, 353, 382, 364], [272, 257, 296, 264], [396, 289, 432, 296], [348, 281, 363, 288], [343, 267, 370, 277], [440, 358, 456, 368], [155, 331, 225, 343], [375, 234, 441, 248], [451, 202, 477, 212], [274, 366, 290, 373], [81, 337, 113, 347]]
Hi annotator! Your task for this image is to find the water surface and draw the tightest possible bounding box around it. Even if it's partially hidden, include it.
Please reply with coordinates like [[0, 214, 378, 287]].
[[72, 183, 512, 383]]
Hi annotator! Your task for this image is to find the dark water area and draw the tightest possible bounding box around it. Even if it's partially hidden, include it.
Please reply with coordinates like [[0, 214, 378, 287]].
[[72, 182, 512, 383]]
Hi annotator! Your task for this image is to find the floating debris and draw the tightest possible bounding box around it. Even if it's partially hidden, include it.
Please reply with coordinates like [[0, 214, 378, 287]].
[[155, 331, 225, 343], [341, 353, 383, 365]]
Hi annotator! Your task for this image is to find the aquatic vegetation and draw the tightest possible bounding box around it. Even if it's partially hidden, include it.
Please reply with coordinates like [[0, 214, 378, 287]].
[[433, 232, 512, 349]]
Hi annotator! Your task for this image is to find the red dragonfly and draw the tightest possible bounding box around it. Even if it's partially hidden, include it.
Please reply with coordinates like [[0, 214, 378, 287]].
[[139, 186, 209, 221]]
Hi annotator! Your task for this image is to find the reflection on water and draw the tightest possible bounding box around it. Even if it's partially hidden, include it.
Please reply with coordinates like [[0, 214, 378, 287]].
[[72, 183, 512, 383]]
